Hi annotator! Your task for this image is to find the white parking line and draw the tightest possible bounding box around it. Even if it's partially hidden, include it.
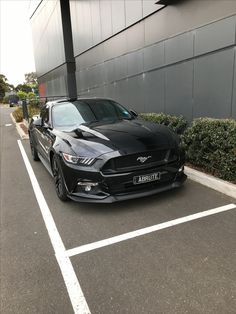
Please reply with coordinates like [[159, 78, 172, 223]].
[[17, 140, 91, 314], [65, 203, 236, 257]]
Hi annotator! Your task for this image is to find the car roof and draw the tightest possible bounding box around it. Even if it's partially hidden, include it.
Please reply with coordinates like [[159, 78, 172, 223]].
[[46, 97, 115, 108]]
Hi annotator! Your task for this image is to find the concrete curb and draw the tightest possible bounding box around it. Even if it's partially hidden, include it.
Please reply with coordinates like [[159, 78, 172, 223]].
[[185, 166, 236, 199], [10, 113, 29, 140]]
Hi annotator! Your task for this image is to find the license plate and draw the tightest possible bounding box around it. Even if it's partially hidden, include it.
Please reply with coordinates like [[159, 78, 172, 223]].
[[133, 172, 161, 185]]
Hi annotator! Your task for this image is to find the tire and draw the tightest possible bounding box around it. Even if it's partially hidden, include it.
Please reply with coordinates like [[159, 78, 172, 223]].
[[29, 134, 40, 161], [52, 155, 68, 201]]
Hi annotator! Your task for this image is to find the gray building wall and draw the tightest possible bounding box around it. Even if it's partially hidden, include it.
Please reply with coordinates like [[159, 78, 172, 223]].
[[31, 0, 236, 120], [30, 0, 70, 97], [71, 0, 236, 121]]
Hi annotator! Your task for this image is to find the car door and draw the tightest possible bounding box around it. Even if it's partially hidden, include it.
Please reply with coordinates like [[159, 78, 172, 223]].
[[35, 105, 53, 165]]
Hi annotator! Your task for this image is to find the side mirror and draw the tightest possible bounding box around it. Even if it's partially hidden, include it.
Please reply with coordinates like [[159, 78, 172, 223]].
[[130, 109, 138, 118], [33, 117, 42, 127]]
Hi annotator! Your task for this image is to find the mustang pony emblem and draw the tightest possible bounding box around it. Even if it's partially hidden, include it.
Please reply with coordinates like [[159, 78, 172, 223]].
[[137, 156, 152, 163]]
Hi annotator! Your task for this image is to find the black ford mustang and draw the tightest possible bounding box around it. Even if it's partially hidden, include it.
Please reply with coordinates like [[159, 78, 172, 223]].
[[28, 98, 186, 203]]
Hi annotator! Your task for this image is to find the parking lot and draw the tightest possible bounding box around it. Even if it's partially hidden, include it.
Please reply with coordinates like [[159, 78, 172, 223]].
[[1, 105, 236, 314]]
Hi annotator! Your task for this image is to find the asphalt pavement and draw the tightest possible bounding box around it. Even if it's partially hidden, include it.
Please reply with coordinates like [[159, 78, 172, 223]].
[[1, 105, 236, 314]]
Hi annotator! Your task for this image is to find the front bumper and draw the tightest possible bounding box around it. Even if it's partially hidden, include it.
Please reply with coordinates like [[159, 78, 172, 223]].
[[68, 172, 187, 203], [59, 156, 187, 203]]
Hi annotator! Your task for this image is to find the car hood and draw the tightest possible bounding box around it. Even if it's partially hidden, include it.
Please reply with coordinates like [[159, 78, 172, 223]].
[[56, 119, 178, 157]]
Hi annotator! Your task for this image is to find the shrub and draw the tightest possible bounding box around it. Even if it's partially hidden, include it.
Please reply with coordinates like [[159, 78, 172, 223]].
[[28, 104, 40, 117], [182, 118, 236, 182], [17, 91, 28, 100], [27, 93, 40, 107], [139, 112, 188, 135], [12, 104, 40, 123], [28, 92, 35, 99], [28, 98, 40, 107], [12, 107, 23, 122]]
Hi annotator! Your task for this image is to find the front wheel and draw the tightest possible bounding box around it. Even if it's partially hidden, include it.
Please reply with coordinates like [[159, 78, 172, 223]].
[[52, 155, 68, 201]]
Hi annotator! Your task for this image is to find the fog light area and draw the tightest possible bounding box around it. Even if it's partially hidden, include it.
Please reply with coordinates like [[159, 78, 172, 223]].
[[77, 181, 98, 192]]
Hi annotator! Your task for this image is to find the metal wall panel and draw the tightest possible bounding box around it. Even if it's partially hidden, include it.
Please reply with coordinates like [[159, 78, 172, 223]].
[[143, 70, 165, 113], [127, 50, 144, 77], [70, 0, 93, 54], [126, 75, 145, 112], [125, 0, 142, 27], [195, 16, 236, 56], [111, 0, 125, 34], [100, 0, 112, 40], [114, 55, 128, 81], [90, 0, 102, 46], [104, 59, 115, 83], [143, 42, 165, 71], [76, 70, 86, 92], [89, 66, 96, 88], [83, 68, 91, 90], [71, 1, 84, 55], [89, 86, 105, 97], [33, 0, 236, 120], [69, 1, 79, 54], [76, 44, 104, 71], [193, 49, 234, 118], [76, 54, 88, 71], [97, 63, 105, 86], [144, 0, 236, 47], [142, 0, 162, 17], [165, 32, 194, 65], [103, 32, 127, 60], [38, 64, 68, 97], [126, 22, 145, 51], [91, 64, 103, 87], [81, 0, 93, 51], [231, 49, 236, 119], [165, 62, 193, 121], [114, 80, 130, 107], [104, 83, 116, 100], [144, 9, 169, 46], [31, 1, 65, 76], [88, 45, 105, 67], [53, 76, 67, 97]]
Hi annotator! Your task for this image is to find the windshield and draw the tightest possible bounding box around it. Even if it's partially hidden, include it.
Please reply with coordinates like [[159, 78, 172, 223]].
[[52, 99, 133, 130]]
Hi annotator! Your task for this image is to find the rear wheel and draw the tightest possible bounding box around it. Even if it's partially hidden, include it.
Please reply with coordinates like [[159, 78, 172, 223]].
[[52, 155, 68, 201], [29, 134, 40, 161]]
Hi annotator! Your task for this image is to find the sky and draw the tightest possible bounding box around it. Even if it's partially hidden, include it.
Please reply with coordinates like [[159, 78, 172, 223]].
[[0, 0, 36, 86]]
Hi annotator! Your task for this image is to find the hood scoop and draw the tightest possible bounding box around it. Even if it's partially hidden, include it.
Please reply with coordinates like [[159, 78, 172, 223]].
[[77, 125, 110, 141], [63, 128, 84, 139]]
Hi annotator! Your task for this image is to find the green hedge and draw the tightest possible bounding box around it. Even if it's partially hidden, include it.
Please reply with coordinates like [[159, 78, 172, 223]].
[[139, 112, 188, 135], [139, 113, 236, 182], [182, 118, 236, 182]]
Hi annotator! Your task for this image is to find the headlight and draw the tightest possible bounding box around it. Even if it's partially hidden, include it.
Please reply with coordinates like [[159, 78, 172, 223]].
[[62, 153, 95, 166]]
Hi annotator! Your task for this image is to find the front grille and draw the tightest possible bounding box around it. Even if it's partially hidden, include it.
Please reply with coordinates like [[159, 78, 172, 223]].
[[102, 149, 178, 174]]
